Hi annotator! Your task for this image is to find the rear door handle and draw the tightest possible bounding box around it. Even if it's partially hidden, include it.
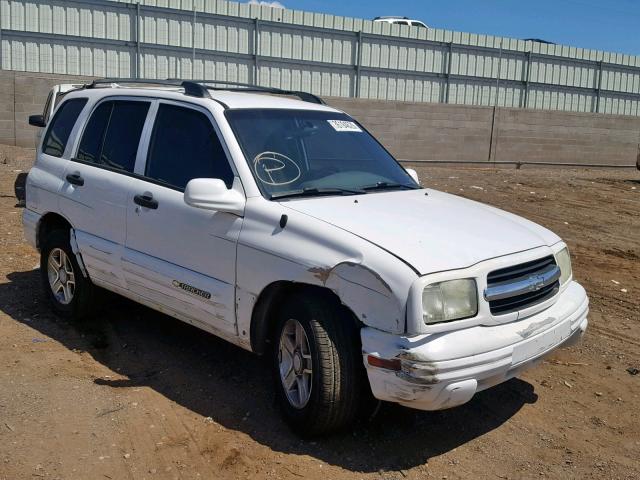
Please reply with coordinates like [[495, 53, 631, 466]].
[[134, 193, 158, 210], [66, 173, 84, 186]]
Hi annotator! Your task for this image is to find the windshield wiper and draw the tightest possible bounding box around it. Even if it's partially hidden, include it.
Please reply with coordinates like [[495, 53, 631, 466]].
[[361, 182, 421, 192], [270, 187, 365, 200]]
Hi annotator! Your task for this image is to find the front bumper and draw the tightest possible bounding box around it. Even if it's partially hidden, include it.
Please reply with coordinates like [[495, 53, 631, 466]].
[[362, 281, 588, 411]]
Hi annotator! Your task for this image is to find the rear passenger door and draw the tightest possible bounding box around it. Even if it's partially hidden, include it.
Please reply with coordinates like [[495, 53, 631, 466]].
[[27, 97, 87, 215], [123, 100, 242, 336], [59, 98, 152, 289]]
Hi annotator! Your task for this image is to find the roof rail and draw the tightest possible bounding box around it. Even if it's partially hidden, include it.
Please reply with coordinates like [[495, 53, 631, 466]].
[[168, 79, 325, 105], [84, 78, 325, 105], [373, 16, 409, 20], [85, 78, 211, 98]]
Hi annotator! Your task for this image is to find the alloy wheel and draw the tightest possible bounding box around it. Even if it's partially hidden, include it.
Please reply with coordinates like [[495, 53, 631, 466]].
[[278, 318, 313, 409]]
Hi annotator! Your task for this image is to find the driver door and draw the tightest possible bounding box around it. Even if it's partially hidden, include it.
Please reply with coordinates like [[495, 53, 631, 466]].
[[123, 100, 242, 336]]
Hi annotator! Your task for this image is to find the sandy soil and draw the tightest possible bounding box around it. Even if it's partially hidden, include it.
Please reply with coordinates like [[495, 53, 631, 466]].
[[0, 145, 638, 480]]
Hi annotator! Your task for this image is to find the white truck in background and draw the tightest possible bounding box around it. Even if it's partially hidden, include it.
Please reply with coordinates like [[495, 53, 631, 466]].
[[15, 84, 83, 205], [33, 84, 84, 144], [373, 16, 428, 28]]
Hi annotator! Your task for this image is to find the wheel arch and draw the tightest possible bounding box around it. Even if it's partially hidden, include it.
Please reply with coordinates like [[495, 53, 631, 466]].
[[37, 212, 73, 248], [249, 281, 362, 356]]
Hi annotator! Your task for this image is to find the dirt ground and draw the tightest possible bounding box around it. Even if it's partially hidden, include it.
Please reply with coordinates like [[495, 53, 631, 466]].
[[0, 144, 638, 480]]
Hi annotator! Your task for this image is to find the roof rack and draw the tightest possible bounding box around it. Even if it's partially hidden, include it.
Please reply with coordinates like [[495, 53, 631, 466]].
[[373, 16, 409, 20], [85, 78, 325, 105], [169, 79, 325, 105], [86, 78, 210, 98]]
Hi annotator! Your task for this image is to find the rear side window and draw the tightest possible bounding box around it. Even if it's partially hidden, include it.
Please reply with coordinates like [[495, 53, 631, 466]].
[[145, 104, 234, 190], [42, 98, 87, 157], [76, 100, 150, 173]]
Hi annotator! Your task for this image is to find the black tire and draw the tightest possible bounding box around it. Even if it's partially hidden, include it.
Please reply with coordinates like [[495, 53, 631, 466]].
[[40, 228, 96, 321], [272, 290, 369, 436]]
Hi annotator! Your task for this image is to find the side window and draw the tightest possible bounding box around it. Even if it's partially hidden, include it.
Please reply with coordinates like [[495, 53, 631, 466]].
[[145, 104, 234, 190], [76, 100, 150, 173], [42, 98, 87, 157]]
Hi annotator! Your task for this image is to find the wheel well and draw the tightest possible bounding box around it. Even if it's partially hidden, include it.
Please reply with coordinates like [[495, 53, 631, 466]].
[[249, 281, 362, 355], [37, 213, 72, 248]]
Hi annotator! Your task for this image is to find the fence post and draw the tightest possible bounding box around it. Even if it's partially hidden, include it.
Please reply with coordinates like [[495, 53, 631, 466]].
[[595, 60, 603, 113], [445, 42, 453, 103], [523, 51, 532, 108], [135, 3, 141, 78], [495, 39, 503, 106], [488, 105, 498, 162], [192, 8, 196, 79], [355, 31, 363, 98], [253, 17, 260, 86], [0, 0, 3, 70]]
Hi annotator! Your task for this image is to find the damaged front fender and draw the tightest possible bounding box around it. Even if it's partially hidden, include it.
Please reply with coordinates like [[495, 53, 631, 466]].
[[235, 200, 419, 349]]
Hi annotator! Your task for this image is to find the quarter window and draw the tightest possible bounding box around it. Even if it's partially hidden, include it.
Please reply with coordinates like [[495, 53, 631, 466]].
[[145, 104, 234, 190], [42, 91, 53, 121], [42, 98, 87, 157], [76, 100, 150, 173]]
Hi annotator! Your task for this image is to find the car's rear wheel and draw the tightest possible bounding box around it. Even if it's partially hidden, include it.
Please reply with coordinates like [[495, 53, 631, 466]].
[[40, 229, 96, 320], [272, 291, 368, 436]]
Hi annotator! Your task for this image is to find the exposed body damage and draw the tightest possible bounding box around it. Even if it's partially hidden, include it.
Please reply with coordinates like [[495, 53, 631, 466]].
[[362, 281, 588, 410], [517, 316, 557, 339], [234, 198, 417, 346]]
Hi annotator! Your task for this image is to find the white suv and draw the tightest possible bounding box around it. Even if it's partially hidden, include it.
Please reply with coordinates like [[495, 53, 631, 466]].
[[373, 16, 428, 28], [24, 79, 588, 435]]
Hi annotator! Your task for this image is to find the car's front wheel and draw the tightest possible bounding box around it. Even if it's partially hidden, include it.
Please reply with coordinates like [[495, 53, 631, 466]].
[[40, 229, 96, 320], [272, 291, 369, 436]]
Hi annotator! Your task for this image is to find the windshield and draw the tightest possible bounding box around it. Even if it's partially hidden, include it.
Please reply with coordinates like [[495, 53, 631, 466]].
[[225, 109, 419, 199]]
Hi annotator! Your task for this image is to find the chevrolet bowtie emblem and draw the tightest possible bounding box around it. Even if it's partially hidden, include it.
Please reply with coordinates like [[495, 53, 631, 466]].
[[528, 274, 546, 291]]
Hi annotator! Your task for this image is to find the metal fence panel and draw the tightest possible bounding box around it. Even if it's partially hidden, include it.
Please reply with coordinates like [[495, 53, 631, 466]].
[[1, 0, 639, 115]]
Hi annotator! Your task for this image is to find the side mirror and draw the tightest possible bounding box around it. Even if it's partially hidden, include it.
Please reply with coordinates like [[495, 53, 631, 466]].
[[406, 168, 420, 185], [29, 114, 46, 128], [184, 178, 245, 216]]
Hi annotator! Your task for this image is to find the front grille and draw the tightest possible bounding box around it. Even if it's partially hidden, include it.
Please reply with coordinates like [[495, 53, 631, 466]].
[[485, 255, 560, 315]]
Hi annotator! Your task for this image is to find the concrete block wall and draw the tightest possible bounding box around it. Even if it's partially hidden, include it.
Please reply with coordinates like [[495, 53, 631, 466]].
[[328, 97, 640, 166], [493, 108, 640, 165], [1, 71, 638, 166], [1, 72, 93, 149], [0, 70, 17, 146], [328, 98, 495, 162]]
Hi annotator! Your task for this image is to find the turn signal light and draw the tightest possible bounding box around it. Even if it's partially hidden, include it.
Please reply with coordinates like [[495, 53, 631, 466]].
[[367, 355, 401, 371]]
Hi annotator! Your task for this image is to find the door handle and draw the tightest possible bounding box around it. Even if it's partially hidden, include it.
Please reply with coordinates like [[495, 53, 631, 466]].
[[66, 173, 84, 186], [134, 193, 158, 210]]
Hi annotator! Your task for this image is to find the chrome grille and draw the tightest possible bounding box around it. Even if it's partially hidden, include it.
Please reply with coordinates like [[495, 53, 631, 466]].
[[485, 255, 560, 315]]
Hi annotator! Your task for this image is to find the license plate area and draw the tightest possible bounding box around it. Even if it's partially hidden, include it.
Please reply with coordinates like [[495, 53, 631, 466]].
[[512, 321, 571, 365]]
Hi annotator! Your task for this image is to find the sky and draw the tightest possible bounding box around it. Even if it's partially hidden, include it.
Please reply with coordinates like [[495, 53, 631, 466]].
[[252, 0, 640, 56]]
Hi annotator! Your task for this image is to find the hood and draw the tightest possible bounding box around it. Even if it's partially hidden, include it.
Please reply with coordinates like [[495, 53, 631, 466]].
[[281, 189, 560, 275]]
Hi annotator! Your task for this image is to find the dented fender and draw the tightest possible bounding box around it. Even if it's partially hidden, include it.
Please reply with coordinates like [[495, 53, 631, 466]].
[[234, 198, 419, 349]]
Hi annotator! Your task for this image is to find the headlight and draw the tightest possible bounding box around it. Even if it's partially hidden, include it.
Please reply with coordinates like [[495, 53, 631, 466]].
[[555, 247, 572, 285], [422, 279, 478, 324]]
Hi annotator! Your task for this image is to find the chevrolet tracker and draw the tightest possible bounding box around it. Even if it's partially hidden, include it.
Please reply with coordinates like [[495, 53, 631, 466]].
[[24, 79, 588, 435]]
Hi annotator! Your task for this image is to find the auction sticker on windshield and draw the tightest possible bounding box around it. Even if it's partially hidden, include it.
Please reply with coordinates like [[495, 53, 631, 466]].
[[327, 119, 362, 132]]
